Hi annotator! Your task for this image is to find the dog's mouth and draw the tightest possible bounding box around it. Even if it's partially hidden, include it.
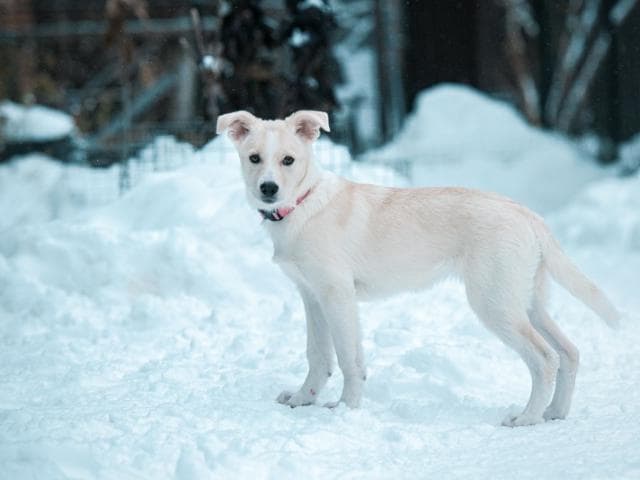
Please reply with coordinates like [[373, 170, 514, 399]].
[[257, 188, 313, 223], [259, 206, 294, 222], [255, 195, 292, 221]]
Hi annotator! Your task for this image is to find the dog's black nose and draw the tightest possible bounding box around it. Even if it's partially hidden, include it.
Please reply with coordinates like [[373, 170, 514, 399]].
[[260, 182, 279, 197]]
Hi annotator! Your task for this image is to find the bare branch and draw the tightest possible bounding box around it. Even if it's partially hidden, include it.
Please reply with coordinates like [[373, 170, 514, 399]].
[[500, 0, 541, 123], [557, 32, 610, 131], [190, 8, 206, 60], [610, 0, 638, 22], [545, 0, 600, 124], [557, 0, 639, 131]]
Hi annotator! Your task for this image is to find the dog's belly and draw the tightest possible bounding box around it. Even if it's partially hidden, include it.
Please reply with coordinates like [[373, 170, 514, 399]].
[[353, 259, 454, 301]]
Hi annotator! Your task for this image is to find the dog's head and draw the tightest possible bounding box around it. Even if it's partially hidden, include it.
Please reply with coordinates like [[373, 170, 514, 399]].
[[216, 110, 329, 211]]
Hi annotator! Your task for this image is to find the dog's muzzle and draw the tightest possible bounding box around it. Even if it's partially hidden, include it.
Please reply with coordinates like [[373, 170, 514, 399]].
[[258, 188, 313, 222], [259, 207, 292, 222]]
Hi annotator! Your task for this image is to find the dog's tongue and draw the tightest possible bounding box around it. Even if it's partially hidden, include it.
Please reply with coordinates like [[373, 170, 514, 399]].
[[275, 206, 294, 219]]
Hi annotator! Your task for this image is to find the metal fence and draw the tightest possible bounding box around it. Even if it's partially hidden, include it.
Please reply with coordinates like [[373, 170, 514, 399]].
[[67, 135, 412, 208]]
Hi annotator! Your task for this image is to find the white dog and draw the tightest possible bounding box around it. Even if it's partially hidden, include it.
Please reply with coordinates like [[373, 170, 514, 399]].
[[216, 110, 620, 426]]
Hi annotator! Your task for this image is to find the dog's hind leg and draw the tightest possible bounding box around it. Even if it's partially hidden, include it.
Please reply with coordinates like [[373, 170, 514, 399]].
[[465, 278, 559, 426], [529, 270, 579, 421], [498, 321, 559, 426], [277, 289, 335, 407], [476, 307, 559, 426]]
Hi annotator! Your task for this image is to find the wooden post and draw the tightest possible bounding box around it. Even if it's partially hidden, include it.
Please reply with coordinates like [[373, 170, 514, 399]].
[[1, 0, 36, 102], [172, 45, 197, 123], [603, 0, 621, 162], [374, 0, 405, 141]]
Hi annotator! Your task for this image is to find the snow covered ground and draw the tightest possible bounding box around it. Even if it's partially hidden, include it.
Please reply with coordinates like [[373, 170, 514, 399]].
[[1, 87, 639, 479]]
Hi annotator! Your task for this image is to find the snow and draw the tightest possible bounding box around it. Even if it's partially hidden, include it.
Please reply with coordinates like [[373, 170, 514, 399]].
[[0, 101, 75, 142], [620, 131, 640, 172], [299, 0, 329, 11], [200, 55, 223, 74], [289, 28, 311, 47], [1, 87, 639, 479]]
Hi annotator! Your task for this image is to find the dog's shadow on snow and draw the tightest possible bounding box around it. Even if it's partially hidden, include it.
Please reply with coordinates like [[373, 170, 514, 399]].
[[360, 346, 515, 427]]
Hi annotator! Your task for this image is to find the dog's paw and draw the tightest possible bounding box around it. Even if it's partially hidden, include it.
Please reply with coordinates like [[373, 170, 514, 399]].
[[276, 390, 314, 408], [276, 390, 294, 405], [543, 406, 567, 421], [323, 396, 360, 409], [501, 412, 544, 427]]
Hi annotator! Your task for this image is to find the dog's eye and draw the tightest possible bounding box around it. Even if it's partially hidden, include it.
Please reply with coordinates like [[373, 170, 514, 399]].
[[249, 154, 261, 164], [282, 156, 295, 166]]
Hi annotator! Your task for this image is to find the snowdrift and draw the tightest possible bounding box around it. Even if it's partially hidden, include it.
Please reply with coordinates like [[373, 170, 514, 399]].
[[0, 101, 75, 142], [1, 88, 639, 479], [365, 84, 614, 213]]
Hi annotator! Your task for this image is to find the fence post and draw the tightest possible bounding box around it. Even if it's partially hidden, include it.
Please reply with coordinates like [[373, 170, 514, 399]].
[[374, 0, 406, 142]]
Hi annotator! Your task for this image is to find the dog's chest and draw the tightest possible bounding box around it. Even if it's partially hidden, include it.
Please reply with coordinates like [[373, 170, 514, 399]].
[[272, 253, 307, 288]]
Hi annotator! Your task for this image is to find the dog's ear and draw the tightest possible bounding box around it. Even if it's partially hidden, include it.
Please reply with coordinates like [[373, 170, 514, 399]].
[[285, 110, 330, 142], [216, 111, 257, 143]]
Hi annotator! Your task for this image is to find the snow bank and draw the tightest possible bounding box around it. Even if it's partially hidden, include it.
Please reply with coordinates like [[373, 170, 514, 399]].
[[1, 127, 639, 478], [0, 154, 120, 231], [364, 84, 613, 213], [620, 131, 640, 172], [549, 175, 640, 252], [0, 135, 405, 233], [0, 101, 75, 142]]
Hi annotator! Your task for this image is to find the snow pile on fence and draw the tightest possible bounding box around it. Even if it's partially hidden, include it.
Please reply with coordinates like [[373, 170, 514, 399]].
[[1, 87, 639, 479], [365, 84, 614, 213], [0, 101, 75, 142]]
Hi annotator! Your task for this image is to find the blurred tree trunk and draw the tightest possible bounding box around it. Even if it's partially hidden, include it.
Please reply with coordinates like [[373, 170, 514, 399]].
[[502, 0, 541, 124], [501, 0, 638, 131], [189, 1, 343, 121], [105, 0, 149, 190], [1, 0, 36, 103], [499, 0, 639, 162], [374, 0, 406, 140], [172, 45, 197, 123]]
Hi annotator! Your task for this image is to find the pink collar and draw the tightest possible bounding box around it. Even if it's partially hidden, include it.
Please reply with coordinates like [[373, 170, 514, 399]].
[[259, 188, 312, 222]]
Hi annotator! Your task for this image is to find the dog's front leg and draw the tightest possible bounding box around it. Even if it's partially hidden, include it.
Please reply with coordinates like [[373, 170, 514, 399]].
[[277, 290, 334, 407], [317, 285, 365, 409]]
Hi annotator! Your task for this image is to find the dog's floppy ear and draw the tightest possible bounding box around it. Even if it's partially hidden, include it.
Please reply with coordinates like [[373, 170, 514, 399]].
[[216, 110, 257, 143], [285, 110, 330, 142]]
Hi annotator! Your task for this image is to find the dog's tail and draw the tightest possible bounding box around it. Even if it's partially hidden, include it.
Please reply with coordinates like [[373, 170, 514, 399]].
[[534, 221, 620, 328]]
